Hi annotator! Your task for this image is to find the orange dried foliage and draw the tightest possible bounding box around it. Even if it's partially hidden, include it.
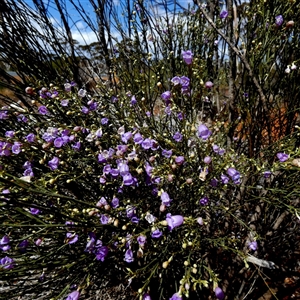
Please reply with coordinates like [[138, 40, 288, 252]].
[[233, 105, 298, 145]]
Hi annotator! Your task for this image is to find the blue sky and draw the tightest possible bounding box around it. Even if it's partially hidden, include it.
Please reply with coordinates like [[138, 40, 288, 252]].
[[23, 0, 195, 46]]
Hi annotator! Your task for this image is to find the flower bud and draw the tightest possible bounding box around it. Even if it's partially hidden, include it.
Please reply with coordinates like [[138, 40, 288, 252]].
[[160, 203, 166, 212], [186, 178, 193, 184], [25, 87, 34, 94], [162, 261, 169, 268], [286, 20, 294, 28], [160, 220, 168, 226]]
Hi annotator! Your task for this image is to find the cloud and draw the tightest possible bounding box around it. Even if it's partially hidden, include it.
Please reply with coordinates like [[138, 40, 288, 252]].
[[71, 29, 98, 45]]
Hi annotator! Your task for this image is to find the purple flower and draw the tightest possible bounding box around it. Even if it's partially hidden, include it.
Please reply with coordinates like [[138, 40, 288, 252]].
[[81, 106, 89, 114], [121, 132, 133, 143], [124, 249, 134, 263], [126, 206, 136, 218], [181, 86, 190, 95], [130, 95, 137, 105], [175, 156, 185, 165], [221, 174, 229, 184], [110, 168, 119, 177], [134, 132, 144, 144], [211, 178, 218, 187], [151, 140, 159, 150], [30, 207, 40, 215], [218, 148, 226, 155], [173, 132, 183, 142], [66, 232, 79, 244], [169, 293, 182, 300], [204, 156, 212, 164], [227, 168, 240, 180], [162, 149, 172, 158], [0, 111, 9, 119], [151, 229, 163, 239], [171, 76, 181, 85], [220, 10, 228, 19], [161, 191, 172, 206], [277, 152, 289, 162], [54, 137, 64, 148], [214, 287, 225, 300], [111, 197, 119, 208], [96, 197, 108, 208], [123, 173, 136, 186], [180, 76, 190, 87], [205, 81, 214, 89], [0, 256, 15, 270], [25, 133, 36, 143], [64, 83, 72, 91], [131, 216, 140, 224], [5, 131, 15, 138], [38, 106, 49, 115], [0, 235, 10, 246], [197, 217, 204, 225], [85, 238, 95, 253], [264, 170, 272, 178], [118, 161, 129, 176], [42, 132, 55, 143], [103, 164, 111, 175], [143, 293, 151, 300], [165, 105, 172, 115], [111, 96, 118, 103], [0, 235, 10, 251], [161, 91, 172, 101], [35, 238, 43, 246], [98, 153, 107, 163], [78, 89, 87, 98], [66, 290, 80, 300], [72, 141, 81, 151], [12, 142, 22, 154], [101, 117, 108, 125], [17, 114, 28, 122], [89, 101, 98, 111], [137, 235, 147, 247], [100, 214, 110, 224], [141, 138, 152, 150], [48, 157, 59, 170], [117, 144, 128, 154], [61, 99, 69, 107], [200, 196, 209, 206], [166, 214, 184, 231], [198, 124, 212, 140], [99, 177, 106, 184], [177, 112, 184, 120], [23, 168, 34, 177], [182, 50, 193, 65], [248, 241, 258, 251], [95, 245, 109, 261], [18, 240, 29, 252], [213, 144, 222, 154], [275, 15, 284, 26]]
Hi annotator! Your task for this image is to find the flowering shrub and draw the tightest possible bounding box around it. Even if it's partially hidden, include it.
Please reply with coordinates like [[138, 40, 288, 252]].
[[1, 0, 300, 299]]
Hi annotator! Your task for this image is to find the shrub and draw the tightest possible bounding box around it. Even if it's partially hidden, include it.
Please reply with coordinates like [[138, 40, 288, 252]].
[[1, 0, 300, 299]]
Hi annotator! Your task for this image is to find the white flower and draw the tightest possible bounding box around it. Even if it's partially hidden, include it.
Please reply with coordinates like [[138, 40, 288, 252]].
[[145, 212, 156, 224]]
